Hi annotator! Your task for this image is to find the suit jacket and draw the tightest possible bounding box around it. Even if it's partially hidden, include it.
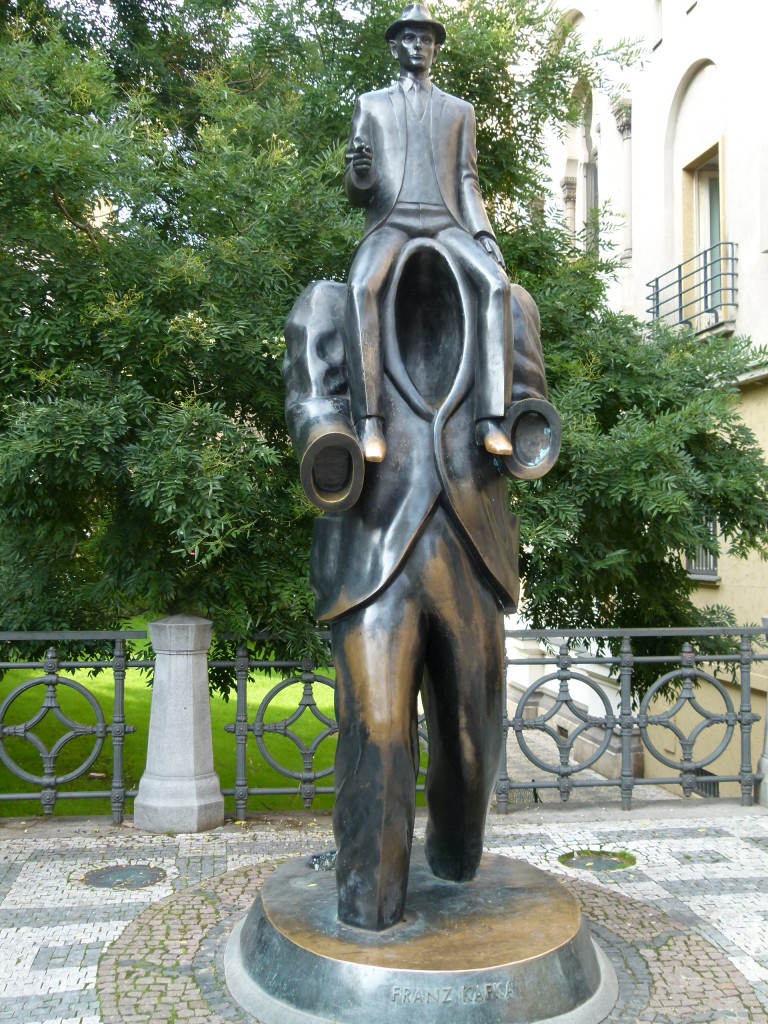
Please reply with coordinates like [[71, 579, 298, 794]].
[[284, 247, 548, 624], [344, 83, 495, 241]]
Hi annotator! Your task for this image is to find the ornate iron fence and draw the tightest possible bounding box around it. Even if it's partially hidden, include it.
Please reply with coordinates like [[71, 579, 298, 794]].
[[219, 643, 338, 817], [499, 627, 767, 812], [1, 626, 765, 820], [0, 631, 147, 823], [218, 639, 428, 818]]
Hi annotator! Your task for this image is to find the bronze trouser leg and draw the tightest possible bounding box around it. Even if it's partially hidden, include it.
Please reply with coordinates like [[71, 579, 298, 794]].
[[344, 226, 409, 425], [420, 514, 504, 881], [437, 226, 514, 421], [331, 580, 424, 931], [331, 507, 504, 930]]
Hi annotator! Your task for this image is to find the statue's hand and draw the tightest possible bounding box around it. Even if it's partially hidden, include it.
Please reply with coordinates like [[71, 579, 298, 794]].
[[476, 234, 506, 269], [350, 137, 373, 177]]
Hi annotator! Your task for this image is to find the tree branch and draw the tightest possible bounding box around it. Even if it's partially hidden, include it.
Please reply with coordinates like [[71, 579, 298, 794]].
[[53, 188, 100, 247]]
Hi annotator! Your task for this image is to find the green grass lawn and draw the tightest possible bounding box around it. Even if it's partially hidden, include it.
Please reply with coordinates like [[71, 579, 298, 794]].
[[0, 665, 428, 818]]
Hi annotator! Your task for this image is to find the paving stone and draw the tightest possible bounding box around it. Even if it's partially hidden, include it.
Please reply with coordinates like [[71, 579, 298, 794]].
[[1, 801, 767, 1023]]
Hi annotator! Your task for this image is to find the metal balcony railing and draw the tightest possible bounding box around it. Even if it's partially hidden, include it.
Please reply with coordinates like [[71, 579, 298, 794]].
[[686, 545, 719, 580], [646, 242, 738, 332]]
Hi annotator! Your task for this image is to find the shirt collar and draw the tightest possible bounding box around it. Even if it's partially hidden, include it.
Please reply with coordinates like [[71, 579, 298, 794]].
[[399, 75, 432, 93]]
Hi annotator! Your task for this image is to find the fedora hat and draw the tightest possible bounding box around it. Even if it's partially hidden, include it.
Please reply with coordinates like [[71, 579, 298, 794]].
[[385, 3, 446, 45]]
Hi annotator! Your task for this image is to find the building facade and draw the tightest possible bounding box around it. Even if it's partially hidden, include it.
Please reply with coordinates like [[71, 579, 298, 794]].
[[545, 1, 768, 624]]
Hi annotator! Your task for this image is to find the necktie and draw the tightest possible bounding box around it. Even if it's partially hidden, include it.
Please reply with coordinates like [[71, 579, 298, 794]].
[[409, 80, 424, 117]]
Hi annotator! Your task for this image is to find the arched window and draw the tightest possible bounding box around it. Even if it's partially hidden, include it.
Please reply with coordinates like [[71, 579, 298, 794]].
[[560, 80, 598, 246], [648, 60, 736, 331]]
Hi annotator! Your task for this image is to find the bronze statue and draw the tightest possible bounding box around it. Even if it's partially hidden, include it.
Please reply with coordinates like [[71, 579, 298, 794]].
[[283, 2, 559, 933]]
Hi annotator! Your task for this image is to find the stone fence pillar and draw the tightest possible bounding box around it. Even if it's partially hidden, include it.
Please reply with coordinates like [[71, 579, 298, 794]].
[[134, 615, 225, 833]]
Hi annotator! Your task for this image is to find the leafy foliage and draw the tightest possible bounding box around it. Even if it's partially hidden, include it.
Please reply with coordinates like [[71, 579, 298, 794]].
[[509, 220, 768, 635], [0, 9, 316, 653], [1, 0, 767, 676]]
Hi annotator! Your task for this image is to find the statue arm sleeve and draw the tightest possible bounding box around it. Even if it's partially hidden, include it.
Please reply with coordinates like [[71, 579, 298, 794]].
[[457, 103, 495, 239], [510, 285, 548, 402], [499, 287, 561, 481], [343, 99, 376, 207], [283, 282, 365, 511]]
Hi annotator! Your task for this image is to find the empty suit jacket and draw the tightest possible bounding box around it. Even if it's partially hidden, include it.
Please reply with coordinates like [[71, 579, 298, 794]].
[[283, 256, 548, 624]]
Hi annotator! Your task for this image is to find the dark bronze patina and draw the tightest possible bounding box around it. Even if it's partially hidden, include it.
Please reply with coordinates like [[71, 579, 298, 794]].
[[283, 3, 560, 932]]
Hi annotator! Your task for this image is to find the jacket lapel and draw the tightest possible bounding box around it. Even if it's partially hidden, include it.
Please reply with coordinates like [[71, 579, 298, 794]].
[[429, 88, 460, 222], [387, 84, 405, 140], [431, 86, 446, 129]]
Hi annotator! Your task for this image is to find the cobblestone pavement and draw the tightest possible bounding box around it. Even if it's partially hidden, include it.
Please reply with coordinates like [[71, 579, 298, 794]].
[[1, 797, 767, 1024]]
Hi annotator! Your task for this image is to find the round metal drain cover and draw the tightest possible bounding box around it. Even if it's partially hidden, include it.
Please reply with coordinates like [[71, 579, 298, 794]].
[[560, 849, 635, 873], [82, 865, 166, 889]]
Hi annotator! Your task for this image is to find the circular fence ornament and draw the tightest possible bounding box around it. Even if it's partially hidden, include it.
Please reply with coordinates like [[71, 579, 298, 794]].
[[0, 673, 107, 788], [512, 665, 617, 795], [638, 651, 738, 795]]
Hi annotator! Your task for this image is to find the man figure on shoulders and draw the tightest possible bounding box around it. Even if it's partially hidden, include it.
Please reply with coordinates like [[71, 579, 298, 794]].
[[344, 3, 516, 463]]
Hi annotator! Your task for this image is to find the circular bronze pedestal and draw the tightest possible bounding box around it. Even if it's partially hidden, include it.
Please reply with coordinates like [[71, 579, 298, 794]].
[[225, 847, 617, 1024]]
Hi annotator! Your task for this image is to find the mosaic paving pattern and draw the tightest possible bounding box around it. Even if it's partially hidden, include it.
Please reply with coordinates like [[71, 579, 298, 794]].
[[0, 804, 766, 1023]]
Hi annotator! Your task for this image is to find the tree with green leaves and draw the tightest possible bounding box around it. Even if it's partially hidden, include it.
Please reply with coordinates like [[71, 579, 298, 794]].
[[513, 230, 768, 633], [0, 1, 318, 656], [1, 0, 766, 672]]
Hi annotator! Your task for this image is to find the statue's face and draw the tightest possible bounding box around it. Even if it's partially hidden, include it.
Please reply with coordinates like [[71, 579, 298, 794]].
[[389, 27, 438, 75]]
